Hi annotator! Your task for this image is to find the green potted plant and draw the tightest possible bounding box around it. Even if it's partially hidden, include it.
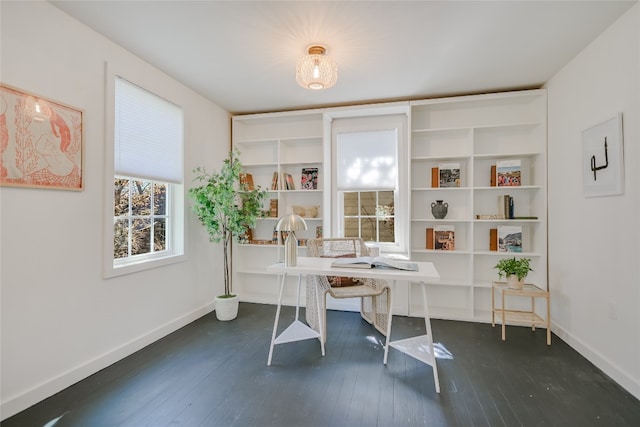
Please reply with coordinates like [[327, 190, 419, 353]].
[[189, 150, 266, 321], [494, 257, 533, 290]]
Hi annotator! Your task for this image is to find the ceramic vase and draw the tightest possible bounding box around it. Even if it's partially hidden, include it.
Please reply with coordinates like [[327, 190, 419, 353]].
[[431, 200, 448, 219]]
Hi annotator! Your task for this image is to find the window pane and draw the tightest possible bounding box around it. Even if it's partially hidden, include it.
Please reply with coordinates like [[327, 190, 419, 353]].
[[361, 218, 377, 241], [154, 218, 166, 251], [359, 192, 376, 216], [378, 191, 394, 213], [131, 180, 152, 216], [154, 183, 167, 215], [114, 219, 129, 259], [114, 179, 129, 217], [131, 218, 151, 255], [344, 218, 359, 238], [344, 192, 358, 216], [379, 218, 395, 242]]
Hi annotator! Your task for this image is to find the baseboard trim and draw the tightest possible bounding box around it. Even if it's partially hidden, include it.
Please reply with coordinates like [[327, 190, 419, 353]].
[[0, 302, 215, 421], [551, 321, 640, 401]]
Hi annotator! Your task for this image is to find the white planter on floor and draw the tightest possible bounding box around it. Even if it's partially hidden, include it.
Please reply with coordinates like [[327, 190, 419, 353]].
[[215, 295, 239, 321]]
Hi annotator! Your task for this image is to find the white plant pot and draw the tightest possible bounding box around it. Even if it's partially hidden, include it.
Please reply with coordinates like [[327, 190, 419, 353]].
[[215, 294, 239, 321], [507, 274, 525, 290]]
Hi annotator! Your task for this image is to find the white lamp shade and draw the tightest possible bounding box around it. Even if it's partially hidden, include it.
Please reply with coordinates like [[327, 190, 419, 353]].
[[276, 213, 308, 232], [276, 213, 307, 267]]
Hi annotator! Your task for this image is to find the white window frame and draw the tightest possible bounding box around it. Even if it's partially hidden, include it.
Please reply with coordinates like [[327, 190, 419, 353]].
[[328, 108, 409, 255], [103, 63, 185, 278], [113, 176, 172, 266], [342, 190, 396, 243]]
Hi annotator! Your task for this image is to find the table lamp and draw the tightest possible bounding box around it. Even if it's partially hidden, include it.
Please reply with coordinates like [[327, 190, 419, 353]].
[[275, 213, 308, 266]]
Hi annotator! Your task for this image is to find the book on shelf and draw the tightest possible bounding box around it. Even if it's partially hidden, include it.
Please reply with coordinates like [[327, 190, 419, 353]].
[[239, 173, 255, 190], [301, 167, 318, 190], [316, 225, 323, 238], [439, 163, 461, 187], [284, 173, 295, 190], [270, 172, 296, 190], [509, 195, 514, 219], [434, 225, 455, 251], [241, 227, 253, 243], [330, 256, 418, 271], [431, 167, 439, 188], [490, 228, 498, 251], [476, 214, 506, 220], [498, 225, 522, 252], [490, 165, 497, 186], [251, 239, 274, 245], [426, 228, 434, 249], [496, 159, 521, 187], [269, 199, 278, 217], [498, 195, 514, 219]]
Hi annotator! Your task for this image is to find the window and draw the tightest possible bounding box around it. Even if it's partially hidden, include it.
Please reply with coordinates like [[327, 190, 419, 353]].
[[108, 76, 184, 273], [331, 113, 408, 253], [114, 178, 168, 260], [343, 190, 395, 242]]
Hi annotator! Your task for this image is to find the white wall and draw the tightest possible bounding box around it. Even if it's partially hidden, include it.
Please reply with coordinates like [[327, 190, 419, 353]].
[[545, 4, 640, 399], [2, 1, 639, 420], [0, 1, 229, 419]]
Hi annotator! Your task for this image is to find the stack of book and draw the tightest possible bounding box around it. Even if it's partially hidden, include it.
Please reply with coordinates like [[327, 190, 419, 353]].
[[239, 173, 254, 190], [496, 159, 521, 187], [490, 225, 523, 252], [269, 199, 278, 217], [431, 163, 461, 188], [270, 172, 296, 190], [497, 225, 522, 252], [499, 195, 515, 219], [426, 225, 455, 251]]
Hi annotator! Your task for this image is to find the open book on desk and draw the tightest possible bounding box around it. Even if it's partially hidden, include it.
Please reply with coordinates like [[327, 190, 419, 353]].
[[330, 256, 419, 271]]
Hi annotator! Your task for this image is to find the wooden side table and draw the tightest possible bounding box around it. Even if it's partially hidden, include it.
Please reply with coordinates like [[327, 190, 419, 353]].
[[491, 281, 551, 345]]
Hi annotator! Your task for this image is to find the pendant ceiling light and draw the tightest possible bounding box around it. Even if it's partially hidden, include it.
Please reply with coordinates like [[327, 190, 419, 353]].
[[296, 45, 338, 90]]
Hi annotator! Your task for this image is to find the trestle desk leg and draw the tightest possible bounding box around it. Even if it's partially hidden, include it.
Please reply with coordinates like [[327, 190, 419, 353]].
[[267, 273, 287, 366], [422, 282, 440, 393]]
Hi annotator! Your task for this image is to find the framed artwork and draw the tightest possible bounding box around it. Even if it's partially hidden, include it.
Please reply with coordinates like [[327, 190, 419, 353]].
[[582, 113, 623, 197], [1, 83, 84, 190]]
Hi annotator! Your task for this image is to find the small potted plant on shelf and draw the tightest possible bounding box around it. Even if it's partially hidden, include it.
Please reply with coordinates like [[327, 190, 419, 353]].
[[189, 150, 266, 321], [494, 257, 533, 290]]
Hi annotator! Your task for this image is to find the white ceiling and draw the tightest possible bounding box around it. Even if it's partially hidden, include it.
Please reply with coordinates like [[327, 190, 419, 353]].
[[50, 0, 636, 114]]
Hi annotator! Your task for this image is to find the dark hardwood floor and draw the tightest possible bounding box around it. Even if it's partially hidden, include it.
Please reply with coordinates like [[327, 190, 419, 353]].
[[3, 302, 640, 426]]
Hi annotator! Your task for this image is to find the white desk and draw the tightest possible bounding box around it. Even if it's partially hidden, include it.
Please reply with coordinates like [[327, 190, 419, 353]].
[[266, 256, 441, 393]]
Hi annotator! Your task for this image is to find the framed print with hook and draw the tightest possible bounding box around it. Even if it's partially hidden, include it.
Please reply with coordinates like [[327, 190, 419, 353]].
[[582, 113, 623, 197]]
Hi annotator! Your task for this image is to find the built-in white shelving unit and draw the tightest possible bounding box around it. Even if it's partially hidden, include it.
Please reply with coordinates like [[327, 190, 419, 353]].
[[232, 90, 547, 322], [408, 90, 547, 321], [232, 110, 325, 306]]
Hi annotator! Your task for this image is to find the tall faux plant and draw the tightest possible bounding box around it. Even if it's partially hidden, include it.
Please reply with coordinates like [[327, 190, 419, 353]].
[[189, 150, 266, 298]]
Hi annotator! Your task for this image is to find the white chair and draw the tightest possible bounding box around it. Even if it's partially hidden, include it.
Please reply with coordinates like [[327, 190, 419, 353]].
[[305, 238, 391, 343]]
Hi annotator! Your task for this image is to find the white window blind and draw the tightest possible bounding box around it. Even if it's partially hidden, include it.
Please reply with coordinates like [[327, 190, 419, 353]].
[[115, 77, 183, 183], [336, 129, 398, 190]]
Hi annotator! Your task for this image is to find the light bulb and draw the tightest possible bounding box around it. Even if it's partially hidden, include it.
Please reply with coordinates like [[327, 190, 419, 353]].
[[295, 45, 338, 90]]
